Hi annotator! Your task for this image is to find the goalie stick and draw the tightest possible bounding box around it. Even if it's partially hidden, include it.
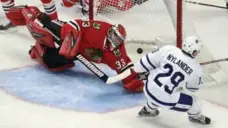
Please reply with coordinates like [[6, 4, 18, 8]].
[[76, 54, 131, 84]]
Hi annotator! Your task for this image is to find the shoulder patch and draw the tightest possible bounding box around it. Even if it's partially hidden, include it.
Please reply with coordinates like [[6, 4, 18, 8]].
[[113, 49, 121, 57], [93, 22, 101, 30]]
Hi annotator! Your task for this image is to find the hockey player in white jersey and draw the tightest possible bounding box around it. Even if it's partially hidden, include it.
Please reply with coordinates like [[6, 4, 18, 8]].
[[135, 36, 211, 125]]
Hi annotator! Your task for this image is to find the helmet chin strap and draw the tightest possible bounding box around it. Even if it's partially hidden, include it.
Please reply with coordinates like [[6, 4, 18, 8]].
[[182, 50, 194, 58]]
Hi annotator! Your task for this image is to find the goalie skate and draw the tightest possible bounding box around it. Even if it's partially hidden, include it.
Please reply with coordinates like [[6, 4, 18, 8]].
[[0, 19, 16, 31]]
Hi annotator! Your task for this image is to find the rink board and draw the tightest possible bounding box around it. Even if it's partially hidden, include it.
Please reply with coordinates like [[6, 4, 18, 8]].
[[0, 62, 145, 113]]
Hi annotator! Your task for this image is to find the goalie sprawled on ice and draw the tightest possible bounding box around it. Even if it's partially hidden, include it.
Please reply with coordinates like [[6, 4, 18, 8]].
[[6, 5, 144, 93]]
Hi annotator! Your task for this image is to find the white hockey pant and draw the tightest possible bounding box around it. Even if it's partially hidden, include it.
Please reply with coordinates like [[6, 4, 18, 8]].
[[144, 80, 202, 118]]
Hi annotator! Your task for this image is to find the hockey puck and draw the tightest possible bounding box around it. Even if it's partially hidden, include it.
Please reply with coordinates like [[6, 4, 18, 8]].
[[137, 48, 143, 54]]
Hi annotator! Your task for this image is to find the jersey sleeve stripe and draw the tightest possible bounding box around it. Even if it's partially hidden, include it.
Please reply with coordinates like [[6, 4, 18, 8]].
[[146, 54, 156, 69], [69, 20, 80, 31], [140, 59, 149, 72]]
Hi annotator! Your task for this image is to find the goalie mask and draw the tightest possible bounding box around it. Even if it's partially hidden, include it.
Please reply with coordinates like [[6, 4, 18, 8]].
[[107, 24, 126, 51], [182, 36, 202, 58]]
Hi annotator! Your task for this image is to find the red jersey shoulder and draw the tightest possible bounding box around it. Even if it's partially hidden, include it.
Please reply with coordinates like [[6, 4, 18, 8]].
[[73, 19, 113, 49], [73, 19, 112, 30]]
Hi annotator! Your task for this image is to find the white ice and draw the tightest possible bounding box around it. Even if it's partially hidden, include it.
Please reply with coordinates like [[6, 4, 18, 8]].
[[0, 0, 228, 127]]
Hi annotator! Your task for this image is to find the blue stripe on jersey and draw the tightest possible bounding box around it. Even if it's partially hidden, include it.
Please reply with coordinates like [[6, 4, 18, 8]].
[[170, 93, 193, 112], [145, 80, 176, 106], [146, 54, 156, 69], [178, 93, 193, 105], [140, 59, 149, 72]]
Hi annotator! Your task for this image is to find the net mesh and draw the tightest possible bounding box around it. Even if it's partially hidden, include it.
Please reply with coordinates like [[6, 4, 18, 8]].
[[88, 0, 227, 86]]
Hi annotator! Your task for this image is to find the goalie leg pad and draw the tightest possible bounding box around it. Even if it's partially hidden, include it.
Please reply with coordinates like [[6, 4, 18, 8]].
[[7, 5, 27, 25], [25, 19, 56, 48], [7, 6, 42, 25], [39, 15, 64, 44], [30, 42, 75, 72]]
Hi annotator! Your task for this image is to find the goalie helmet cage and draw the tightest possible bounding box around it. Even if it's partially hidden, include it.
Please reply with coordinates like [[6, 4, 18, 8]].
[[88, 0, 227, 86]]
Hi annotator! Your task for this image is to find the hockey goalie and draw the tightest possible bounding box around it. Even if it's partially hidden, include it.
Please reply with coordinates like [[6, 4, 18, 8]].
[[6, 5, 144, 93]]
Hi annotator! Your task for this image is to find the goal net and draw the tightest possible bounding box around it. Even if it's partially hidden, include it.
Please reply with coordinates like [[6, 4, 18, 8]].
[[87, 0, 227, 86]]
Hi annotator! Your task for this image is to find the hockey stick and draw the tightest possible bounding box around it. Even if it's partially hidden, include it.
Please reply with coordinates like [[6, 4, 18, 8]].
[[185, 0, 228, 10], [200, 57, 228, 65], [76, 54, 131, 84]]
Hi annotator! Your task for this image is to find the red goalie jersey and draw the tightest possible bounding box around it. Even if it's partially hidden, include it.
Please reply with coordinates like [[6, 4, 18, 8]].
[[59, 19, 144, 92], [7, 6, 144, 93], [60, 19, 132, 73]]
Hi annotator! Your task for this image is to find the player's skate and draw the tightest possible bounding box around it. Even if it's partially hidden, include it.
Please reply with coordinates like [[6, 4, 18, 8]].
[[0, 19, 16, 31], [138, 106, 159, 117], [225, 0, 228, 8], [188, 115, 211, 125]]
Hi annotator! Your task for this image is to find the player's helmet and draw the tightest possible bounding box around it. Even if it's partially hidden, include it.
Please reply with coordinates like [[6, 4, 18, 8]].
[[107, 24, 126, 51], [182, 36, 202, 58]]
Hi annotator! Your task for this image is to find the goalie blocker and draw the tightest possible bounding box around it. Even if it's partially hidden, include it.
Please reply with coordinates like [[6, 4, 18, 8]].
[[7, 5, 144, 93]]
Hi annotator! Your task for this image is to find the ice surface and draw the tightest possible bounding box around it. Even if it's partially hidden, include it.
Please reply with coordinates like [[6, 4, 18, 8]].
[[0, 0, 228, 128]]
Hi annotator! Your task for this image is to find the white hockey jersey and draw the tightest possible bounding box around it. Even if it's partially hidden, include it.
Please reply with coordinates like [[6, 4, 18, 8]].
[[134, 45, 203, 94]]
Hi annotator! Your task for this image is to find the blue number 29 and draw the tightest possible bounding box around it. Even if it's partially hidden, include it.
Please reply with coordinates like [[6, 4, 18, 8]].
[[154, 63, 185, 94]]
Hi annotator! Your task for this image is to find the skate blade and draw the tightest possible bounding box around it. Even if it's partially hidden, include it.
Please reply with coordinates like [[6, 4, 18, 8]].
[[0, 26, 17, 33]]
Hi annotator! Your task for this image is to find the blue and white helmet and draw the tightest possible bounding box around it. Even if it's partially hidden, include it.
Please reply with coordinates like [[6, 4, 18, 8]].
[[182, 36, 202, 58]]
